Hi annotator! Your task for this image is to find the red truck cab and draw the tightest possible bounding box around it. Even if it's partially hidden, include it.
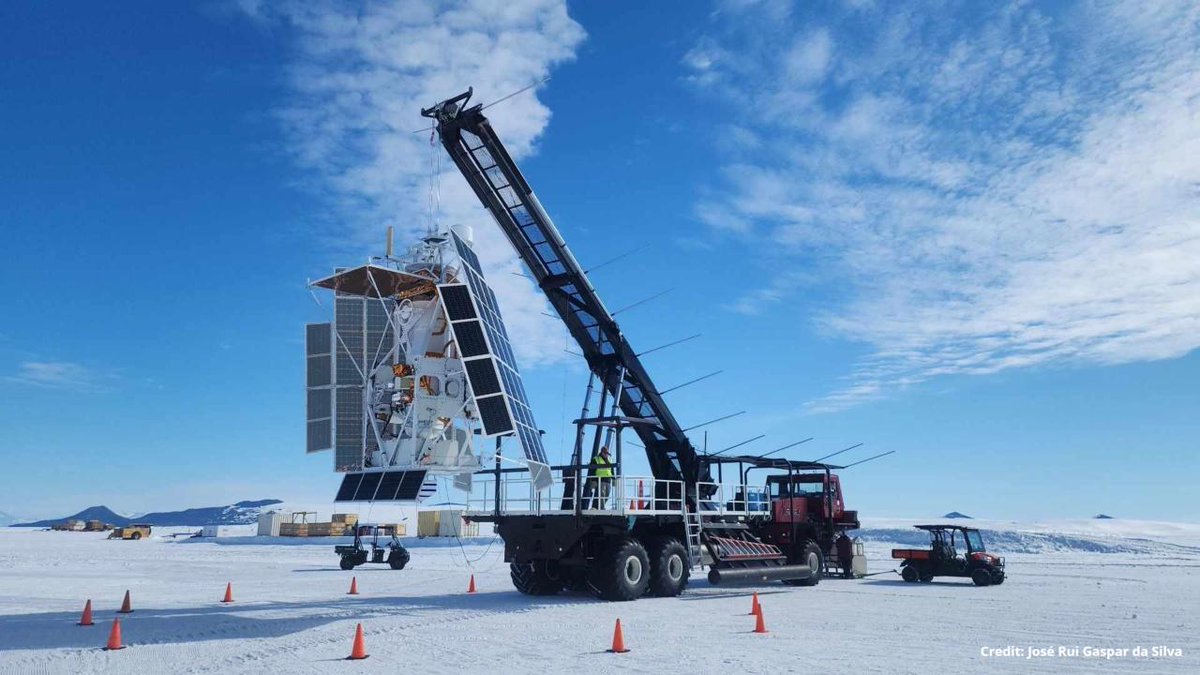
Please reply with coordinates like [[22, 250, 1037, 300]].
[[767, 473, 860, 529]]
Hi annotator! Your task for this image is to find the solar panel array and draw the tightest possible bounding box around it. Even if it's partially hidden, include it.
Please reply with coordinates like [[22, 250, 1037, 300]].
[[324, 293, 398, 472], [305, 323, 334, 453], [441, 231, 548, 470], [335, 470, 430, 502]]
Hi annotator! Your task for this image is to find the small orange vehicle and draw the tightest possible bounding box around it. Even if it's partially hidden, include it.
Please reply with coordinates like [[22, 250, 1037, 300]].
[[893, 525, 1005, 586]]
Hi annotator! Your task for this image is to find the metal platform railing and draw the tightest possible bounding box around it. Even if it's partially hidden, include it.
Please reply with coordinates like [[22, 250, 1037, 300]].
[[695, 482, 771, 516], [464, 474, 772, 519], [464, 475, 684, 516]]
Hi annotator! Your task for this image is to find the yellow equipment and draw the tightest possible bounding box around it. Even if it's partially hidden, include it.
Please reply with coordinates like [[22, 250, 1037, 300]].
[[108, 524, 152, 540]]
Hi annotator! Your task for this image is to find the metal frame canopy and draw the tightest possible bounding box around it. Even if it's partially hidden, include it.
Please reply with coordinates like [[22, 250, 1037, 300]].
[[439, 230, 551, 489], [422, 89, 703, 485], [705, 456, 845, 472], [311, 265, 437, 299]]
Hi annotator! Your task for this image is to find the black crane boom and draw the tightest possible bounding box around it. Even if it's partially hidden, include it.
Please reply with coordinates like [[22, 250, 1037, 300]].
[[422, 89, 702, 482]]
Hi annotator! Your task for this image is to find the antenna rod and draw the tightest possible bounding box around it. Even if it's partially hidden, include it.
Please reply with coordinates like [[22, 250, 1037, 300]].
[[683, 410, 745, 432], [711, 434, 766, 457], [585, 246, 645, 275], [760, 437, 814, 457], [481, 76, 551, 111], [658, 370, 723, 395], [840, 450, 895, 469], [813, 442, 864, 463], [614, 284, 672, 314], [637, 334, 701, 357]]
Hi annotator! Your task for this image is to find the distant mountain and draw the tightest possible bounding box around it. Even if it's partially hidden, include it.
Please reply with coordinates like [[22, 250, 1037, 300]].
[[14, 499, 282, 528], [16, 505, 130, 528], [1094, 514, 1115, 519], [943, 511, 973, 519]]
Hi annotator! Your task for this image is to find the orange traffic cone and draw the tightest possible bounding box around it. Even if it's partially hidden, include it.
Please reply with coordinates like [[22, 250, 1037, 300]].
[[348, 576, 359, 595], [753, 604, 768, 634], [104, 617, 126, 650], [222, 583, 234, 603], [118, 590, 133, 614], [78, 599, 94, 626], [607, 618, 630, 653], [749, 592, 760, 615], [346, 623, 368, 660], [467, 574, 477, 593]]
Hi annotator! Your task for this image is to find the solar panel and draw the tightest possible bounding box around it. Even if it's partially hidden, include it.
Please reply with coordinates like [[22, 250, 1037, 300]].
[[439, 231, 550, 486], [335, 473, 363, 501], [375, 470, 407, 500], [352, 472, 383, 501], [440, 284, 476, 321], [465, 359, 502, 396], [334, 470, 431, 502], [305, 323, 333, 453], [476, 394, 514, 434]]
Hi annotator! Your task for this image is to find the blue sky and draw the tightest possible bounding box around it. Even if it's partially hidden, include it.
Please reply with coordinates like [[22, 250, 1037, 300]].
[[1, 0, 1197, 521]]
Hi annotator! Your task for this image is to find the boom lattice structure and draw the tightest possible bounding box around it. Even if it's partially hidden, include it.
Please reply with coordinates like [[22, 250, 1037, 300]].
[[422, 91, 701, 484]]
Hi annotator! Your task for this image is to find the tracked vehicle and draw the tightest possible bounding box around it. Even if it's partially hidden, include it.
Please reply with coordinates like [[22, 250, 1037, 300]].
[[421, 89, 863, 601]]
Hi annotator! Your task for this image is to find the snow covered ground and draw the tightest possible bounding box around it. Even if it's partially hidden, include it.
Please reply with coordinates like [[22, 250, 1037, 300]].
[[1, 519, 1197, 674]]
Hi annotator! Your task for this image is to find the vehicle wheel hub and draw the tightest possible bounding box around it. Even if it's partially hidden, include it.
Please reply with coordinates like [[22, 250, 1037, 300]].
[[624, 556, 643, 585], [667, 554, 684, 582]]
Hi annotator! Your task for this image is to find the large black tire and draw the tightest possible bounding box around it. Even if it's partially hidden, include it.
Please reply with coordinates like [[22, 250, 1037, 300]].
[[587, 537, 650, 601], [388, 547, 410, 570], [130, 532, 142, 540], [901, 565, 919, 582], [783, 541, 824, 586], [991, 571, 1005, 585], [919, 569, 934, 583], [340, 557, 357, 571], [511, 560, 565, 596], [972, 568, 992, 586], [645, 537, 689, 597]]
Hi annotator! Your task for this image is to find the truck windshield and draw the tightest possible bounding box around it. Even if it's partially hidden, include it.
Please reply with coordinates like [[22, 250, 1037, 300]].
[[966, 530, 985, 551], [772, 481, 824, 498]]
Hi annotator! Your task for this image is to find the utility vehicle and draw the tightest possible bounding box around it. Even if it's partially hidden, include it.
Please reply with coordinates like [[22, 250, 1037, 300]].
[[336, 524, 410, 571], [893, 524, 1006, 586]]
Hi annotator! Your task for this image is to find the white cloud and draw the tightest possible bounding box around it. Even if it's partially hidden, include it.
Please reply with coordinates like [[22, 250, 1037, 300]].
[[686, 0, 1200, 411], [783, 29, 832, 85], [241, 0, 585, 367], [4, 361, 113, 391]]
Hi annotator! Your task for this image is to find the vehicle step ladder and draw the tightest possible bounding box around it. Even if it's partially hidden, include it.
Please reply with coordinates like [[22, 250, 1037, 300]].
[[684, 508, 704, 567]]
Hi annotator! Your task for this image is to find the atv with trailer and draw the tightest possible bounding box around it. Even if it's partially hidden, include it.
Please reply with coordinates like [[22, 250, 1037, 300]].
[[335, 524, 411, 571], [893, 524, 1006, 586]]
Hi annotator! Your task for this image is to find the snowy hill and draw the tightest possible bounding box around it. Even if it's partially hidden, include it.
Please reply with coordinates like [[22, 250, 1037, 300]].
[[14, 499, 283, 528]]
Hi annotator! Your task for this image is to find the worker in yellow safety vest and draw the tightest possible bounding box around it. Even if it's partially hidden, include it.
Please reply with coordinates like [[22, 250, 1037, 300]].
[[589, 446, 614, 510]]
